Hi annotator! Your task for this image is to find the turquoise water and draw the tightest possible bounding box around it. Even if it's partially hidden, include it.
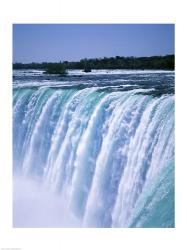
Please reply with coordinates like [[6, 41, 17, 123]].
[[13, 69, 174, 227]]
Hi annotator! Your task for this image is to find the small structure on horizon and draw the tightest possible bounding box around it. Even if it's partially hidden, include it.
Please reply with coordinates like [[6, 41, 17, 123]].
[[83, 67, 92, 73]]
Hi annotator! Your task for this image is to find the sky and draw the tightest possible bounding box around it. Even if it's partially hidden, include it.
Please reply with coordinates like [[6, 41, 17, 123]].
[[13, 24, 174, 63]]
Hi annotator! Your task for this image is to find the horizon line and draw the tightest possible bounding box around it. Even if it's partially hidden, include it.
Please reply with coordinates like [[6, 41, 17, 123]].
[[13, 54, 174, 64]]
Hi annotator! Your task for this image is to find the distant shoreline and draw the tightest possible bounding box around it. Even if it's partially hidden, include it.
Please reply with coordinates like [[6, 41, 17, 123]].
[[13, 55, 174, 71]]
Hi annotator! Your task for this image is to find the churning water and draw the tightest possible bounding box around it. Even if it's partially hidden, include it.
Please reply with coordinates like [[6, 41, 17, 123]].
[[13, 69, 174, 227]]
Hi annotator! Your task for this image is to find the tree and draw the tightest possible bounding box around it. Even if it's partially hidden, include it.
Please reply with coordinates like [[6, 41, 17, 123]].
[[44, 63, 67, 75]]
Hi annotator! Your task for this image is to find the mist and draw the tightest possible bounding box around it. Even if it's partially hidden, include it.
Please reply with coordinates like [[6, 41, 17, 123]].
[[13, 175, 81, 228]]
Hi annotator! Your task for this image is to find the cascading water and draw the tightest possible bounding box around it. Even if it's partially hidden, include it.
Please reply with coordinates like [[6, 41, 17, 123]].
[[13, 69, 174, 228]]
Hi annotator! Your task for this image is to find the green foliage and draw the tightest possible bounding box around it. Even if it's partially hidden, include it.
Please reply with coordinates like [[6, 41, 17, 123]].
[[44, 63, 67, 75], [13, 55, 174, 71]]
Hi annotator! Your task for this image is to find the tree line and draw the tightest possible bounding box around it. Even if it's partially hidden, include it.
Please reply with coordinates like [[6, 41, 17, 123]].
[[13, 55, 174, 71]]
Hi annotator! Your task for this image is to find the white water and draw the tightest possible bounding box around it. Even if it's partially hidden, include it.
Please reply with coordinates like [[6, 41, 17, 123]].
[[13, 73, 174, 227]]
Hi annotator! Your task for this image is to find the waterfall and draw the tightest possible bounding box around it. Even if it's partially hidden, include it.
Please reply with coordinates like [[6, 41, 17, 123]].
[[13, 73, 174, 228]]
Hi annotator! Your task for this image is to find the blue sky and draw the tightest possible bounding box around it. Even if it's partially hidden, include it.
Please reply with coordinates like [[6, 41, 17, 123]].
[[13, 24, 174, 63]]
